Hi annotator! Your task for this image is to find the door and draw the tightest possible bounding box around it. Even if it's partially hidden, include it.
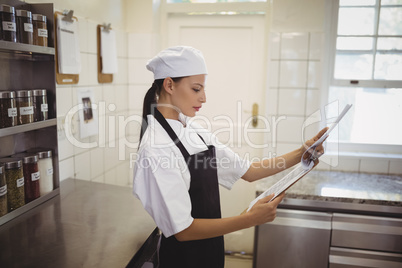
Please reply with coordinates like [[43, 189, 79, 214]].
[[167, 14, 267, 253], [254, 209, 332, 268]]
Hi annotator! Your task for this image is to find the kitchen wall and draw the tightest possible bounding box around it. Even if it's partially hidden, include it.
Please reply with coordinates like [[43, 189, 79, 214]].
[[26, 0, 134, 185]]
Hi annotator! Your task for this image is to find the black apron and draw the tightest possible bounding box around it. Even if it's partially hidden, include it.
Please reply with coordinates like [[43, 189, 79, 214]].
[[154, 109, 224, 268]]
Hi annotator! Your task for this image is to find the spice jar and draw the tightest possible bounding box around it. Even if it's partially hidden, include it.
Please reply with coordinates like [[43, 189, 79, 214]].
[[13, 154, 40, 203], [0, 4, 17, 43], [0, 165, 7, 217], [0, 91, 17, 128], [32, 89, 48, 122], [0, 158, 25, 212], [16, 90, 34, 125], [32, 14, 47, 47], [16, 9, 33, 45], [27, 149, 53, 196]]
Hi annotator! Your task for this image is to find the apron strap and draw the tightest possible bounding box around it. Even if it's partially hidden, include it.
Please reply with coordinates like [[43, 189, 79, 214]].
[[197, 133, 207, 145], [153, 108, 190, 159]]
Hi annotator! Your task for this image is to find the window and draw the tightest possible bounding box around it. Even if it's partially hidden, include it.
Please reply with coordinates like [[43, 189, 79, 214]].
[[328, 0, 402, 149]]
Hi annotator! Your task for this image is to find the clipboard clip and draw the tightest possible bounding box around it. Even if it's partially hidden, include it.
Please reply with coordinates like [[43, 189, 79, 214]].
[[102, 23, 112, 33], [62, 10, 74, 22]]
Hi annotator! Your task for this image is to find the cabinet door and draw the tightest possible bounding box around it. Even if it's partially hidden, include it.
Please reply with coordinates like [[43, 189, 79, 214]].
[[254, 209, 332, 268], [332, 213, 402, 253], [329, 247, 402, 268]]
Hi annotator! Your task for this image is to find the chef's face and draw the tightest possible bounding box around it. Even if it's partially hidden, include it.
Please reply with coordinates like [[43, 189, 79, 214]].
[[171, 74, 207, 117]]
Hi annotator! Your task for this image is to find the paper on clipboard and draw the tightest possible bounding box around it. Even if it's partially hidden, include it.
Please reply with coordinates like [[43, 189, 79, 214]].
[[246, 104, 352, 212], [56, 13, 81, 74], [100, 28, 118, 74]]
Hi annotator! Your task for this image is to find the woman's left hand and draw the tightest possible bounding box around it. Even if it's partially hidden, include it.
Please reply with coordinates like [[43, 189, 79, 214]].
[[301, 127, 329, 165]]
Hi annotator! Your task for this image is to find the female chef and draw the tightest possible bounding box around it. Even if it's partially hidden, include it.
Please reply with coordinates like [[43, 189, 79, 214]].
[[133, 46, 327, 268]]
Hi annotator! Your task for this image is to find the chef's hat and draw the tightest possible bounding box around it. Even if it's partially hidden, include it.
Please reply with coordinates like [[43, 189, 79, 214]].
[[146, 46, 208, 80]]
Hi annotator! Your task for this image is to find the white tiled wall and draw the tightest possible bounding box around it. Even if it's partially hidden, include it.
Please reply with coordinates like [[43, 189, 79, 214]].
[[267, 32, 323, 159], [267, 32, 402, 175], [56, 12, 133, 187]]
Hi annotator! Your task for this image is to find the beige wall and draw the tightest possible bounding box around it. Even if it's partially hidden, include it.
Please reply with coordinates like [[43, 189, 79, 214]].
[[272, 0, 325, 32]]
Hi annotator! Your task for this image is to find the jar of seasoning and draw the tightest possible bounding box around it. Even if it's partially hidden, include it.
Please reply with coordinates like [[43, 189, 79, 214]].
[[16, 90, 34, 125], [32, 14, 47, 47], [32, 89, 48, 122], [16, 9, 33, 45], [0, 5, 2, 41], [0, 91, 17, 128], [0, 4, 17, 43], [0, 158, 25, 212], [27, 149, 53, 196], [13, 154, 40, 203], [0, 164, 8, 217], [0, 6, 2, 41]]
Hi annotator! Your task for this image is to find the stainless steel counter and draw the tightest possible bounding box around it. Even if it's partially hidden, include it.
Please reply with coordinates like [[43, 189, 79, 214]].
[[256, 170, 402, 217], [0, 178, 155, 268]]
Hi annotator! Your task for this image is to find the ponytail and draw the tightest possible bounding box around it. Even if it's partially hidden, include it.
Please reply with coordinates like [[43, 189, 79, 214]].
[[139, 77, 184, 146], [139, 79, 163, 144]]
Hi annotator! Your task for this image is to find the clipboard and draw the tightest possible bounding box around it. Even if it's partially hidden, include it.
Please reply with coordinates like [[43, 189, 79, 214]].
[[54, 11, 79, 85], [97, 25, 113, 83], [245, 104, 353, 213]]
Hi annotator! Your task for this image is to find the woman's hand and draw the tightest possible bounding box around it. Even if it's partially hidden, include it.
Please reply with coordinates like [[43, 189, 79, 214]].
[[301, 127, 329, 165], [246, 193, 285, 226]]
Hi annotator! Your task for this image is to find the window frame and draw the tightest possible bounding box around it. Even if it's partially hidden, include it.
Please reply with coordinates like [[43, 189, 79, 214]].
[[323, 0, 402, 155]]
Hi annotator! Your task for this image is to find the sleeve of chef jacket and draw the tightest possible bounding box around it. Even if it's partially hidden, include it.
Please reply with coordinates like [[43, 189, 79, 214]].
[[133, 147, 193, 238]]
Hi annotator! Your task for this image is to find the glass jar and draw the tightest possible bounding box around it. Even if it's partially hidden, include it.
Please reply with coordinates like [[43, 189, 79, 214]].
[[32, 14, 47, 47], [28, 149, 53, 196], [0, 4, 17, 43], [16, 9, 33, 45], [0, 91, 17, 128], [0, 158, 25, 212], [33, 89, 48, 122], [16, 90, 34, 125], [0, 165, 7, 217], [14, 154, 40, 203]]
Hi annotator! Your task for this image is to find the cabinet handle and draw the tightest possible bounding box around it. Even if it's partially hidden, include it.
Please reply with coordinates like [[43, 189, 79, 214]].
[[333, 221, 402, 236], [266, 216, 331, 230]]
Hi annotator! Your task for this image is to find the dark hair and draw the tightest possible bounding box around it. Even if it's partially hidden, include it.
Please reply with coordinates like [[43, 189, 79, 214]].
[[139, 77, 183, 144]]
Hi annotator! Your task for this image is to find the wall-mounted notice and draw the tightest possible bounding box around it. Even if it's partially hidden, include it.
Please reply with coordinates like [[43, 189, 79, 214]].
[[77, 88, 98, 139], [100, 28, 118, 74], [56, 13, 81, 74]]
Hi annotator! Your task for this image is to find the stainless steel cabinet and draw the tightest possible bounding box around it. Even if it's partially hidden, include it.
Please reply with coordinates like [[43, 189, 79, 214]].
[[329, 247, 402, 268], [329, 213, 402, 268], [254, 209, 332, 268]]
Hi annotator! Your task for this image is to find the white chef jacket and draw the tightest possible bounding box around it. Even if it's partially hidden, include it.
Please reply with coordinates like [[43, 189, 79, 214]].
[[133, 114, 251, 238]]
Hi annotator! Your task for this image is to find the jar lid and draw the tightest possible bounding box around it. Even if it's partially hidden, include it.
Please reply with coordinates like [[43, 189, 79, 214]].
[[16, 90, 32, 98], [16, 9, 32, 18], [33, 89, 47, 96], [26, 148, 52, 159], [22, 155, 38, 164], [37, 150, 52, 159], [12, 153, 38, 164], [32, 14, 46, 22], [0, 158, 22, 169], [0, 4, 15, 14], [0, 91, 16, 99]]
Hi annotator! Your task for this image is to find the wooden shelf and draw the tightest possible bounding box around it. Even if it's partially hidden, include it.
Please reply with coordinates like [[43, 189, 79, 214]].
[[0, 119, 57, 138], [0, 189, 60, 226], [0, 40, 55, 55]]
